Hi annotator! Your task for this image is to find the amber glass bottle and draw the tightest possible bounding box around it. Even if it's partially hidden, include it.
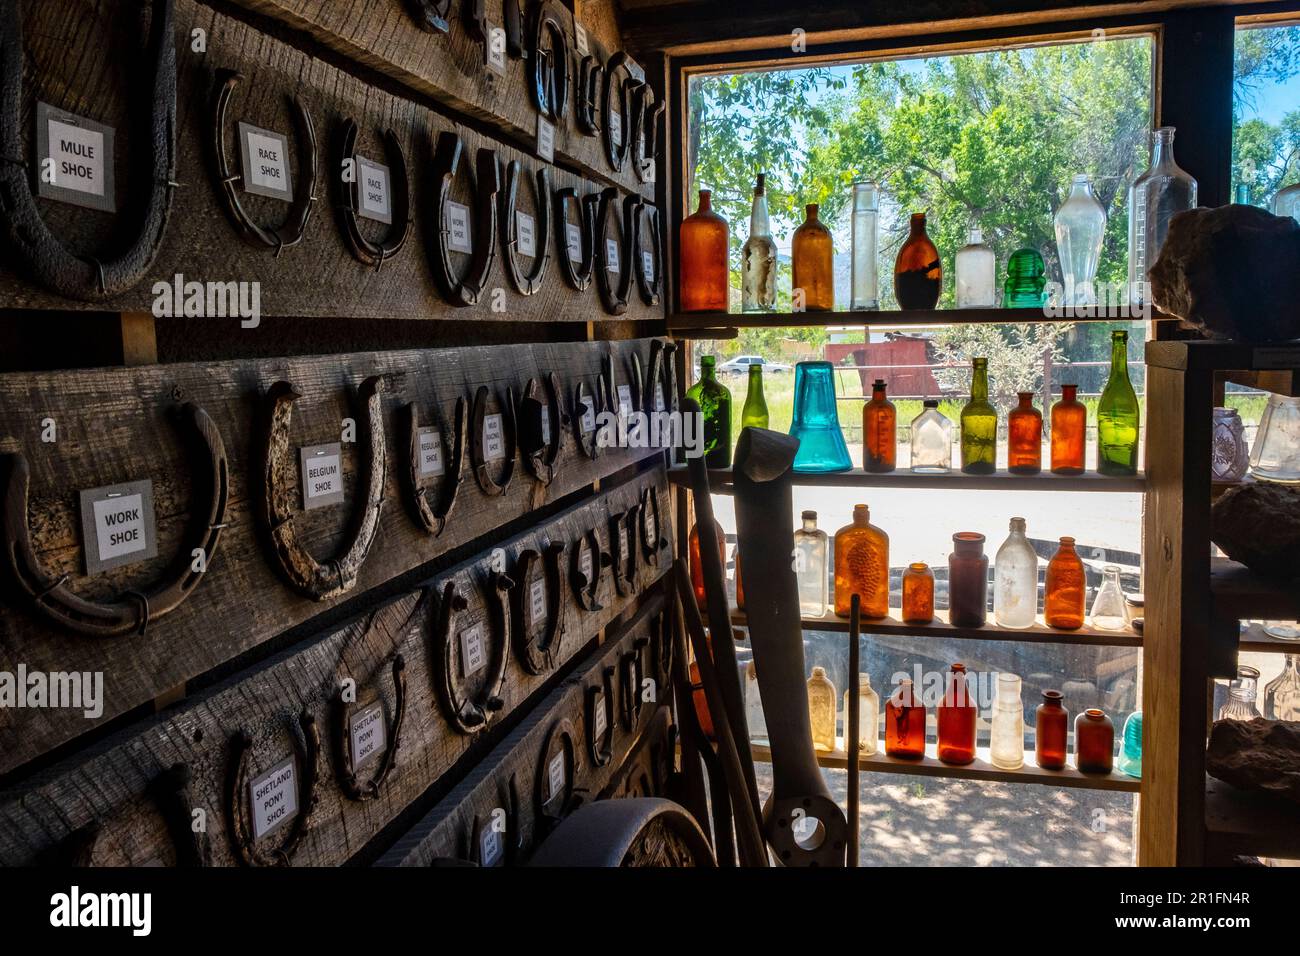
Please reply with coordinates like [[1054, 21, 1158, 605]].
[[833, 504, 890, 618], [1044, 536, 1085, 630], [679, 190, 729, 312], [689, 631, 714, 739], [1035, 690, 1068, 770], [688, 519, 726, 611], [894, 212, 942, 309], [1008, 392, 1043, 474], [792, 203, 834, 311], [1050, 384, 1086, 475], [947, 532, 989, 628], [862, 379, 897, 473], [901, 562, 935, 624], [885, 678, 926, 758], [937, 663, 977, 765], [1075, 708, 1115, 773]]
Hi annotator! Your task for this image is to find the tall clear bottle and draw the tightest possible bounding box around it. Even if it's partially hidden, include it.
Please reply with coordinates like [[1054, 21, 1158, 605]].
[[1054, 174, 1107, 307], [741, 174, 777, 312], [994, 517, 1038, 629], [850, 180, 880, 310], [844, 674, 880, 755], [1128, 127, 1197, 304], [910, 400, 953, 473], [807, 666, 837, 752], [989, 673, 1025, 770], [1097, 329, 1140, 476], [794, 510, 829, 617], [954, 227, 996, 308], [740, 363, 769, 430]]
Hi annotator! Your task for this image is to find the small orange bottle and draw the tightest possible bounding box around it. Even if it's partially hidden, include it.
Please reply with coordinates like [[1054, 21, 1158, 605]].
[[679, 190, 729, 313], [901, 562, 934, 623], [688, 519, 726, 611], [833, 504, 890, 618], [1050, 384, 1086, 475], [1044, 536, 1086, 630], [791, 203, 834, 311], [863, 379, 897, 473], [936, 663, 977, 765], [1008, 391, 1043, 474]]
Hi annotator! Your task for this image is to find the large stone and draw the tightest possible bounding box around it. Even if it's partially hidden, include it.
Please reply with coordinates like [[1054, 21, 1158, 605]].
[[1211, 480, 1300, 580], [1207, 718, 1300, 806], [1150, 204, 1300, 343]]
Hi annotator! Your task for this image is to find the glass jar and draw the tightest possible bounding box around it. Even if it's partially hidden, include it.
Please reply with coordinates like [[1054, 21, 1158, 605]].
[[1054, 174, 1107, 307], [960, 357, 998, 475], [844, 674, 880, 754], [989, 672, 1025, 770], [1211, 407, 1249, 482], [902, 562, 935, 624], [1097, 330, 1140, 476], [789, 361, 853, 473], [1116, 711, 1143, 778], [741, 174, 777, 313], [679, 190, 730, 312], [688, 518, 726, 611], [863, 379, 897, 473], [994, 517, 1038, 629], [1249, 393, 1300, 483], [1008, 392, 1043, 474], [910, 400, 953, 473], [937, 663, 977, 765], [893, 212, 941, 309], [1045, 536, 1085, 630], [794, 510, 829, 617], [807, 665, 837, 752], [1075, 708, 1115, 773], [1050, 384, 1087, 475], [948, 532, 989, 628], [740, 363, 769, 431], [885, 678, 926, 759], [1128, 127, 1197, 304], [744, 660, 767, 745], [686, 355, 732, 468], [1003, 248, 1047, 308], [1264, 655, 1300, 721], [954, 226, 996, 308], [833, 504, 890, 618], [1217, 665, 1262, 721], [1089, 565, 1128, 630], [850, 180, 880, 310], [1035, 690, 1068, 770], [792, 203, 834, 311]]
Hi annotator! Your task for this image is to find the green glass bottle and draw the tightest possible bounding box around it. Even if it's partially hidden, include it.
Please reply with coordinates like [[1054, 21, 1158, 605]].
[[960, 357, 998, 475], [687, 355, 732, 468], [1097, 329, 1140, 475], [740, 363, 769, 430]]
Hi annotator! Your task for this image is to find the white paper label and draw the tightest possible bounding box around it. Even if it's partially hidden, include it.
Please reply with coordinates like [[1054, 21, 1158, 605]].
[[537, 116, 555, 162], [580, 399, 596, 433], [606, 237, 620, 273], [529, 577, 547, 625], [480, 825, 502, 866], [654, 382, 666, 412], [459, 623, 486, 677], [486, 24, 507, 75], [516, 211, 536, 257], [594, 693, 607, 738], [483, 413, 505, 462], [642, 249, 655, 283], [239, 123, 293, 200], [80, 480, 158, 575], [357, 156, 392, 223], [349, 702, 386, 770], [566, 223, 582, 263], [547, 752, 566, 800], [574, 22, 589, 55], [618, 384, 633, 419], [249, 758, 298, 840], [47, 118, 106, 199], [446, 200, 472, 253], [643, 505, 655, 542], [540, 406, 551, 444], [619, 525, 629, 560], [301, 444, 344, 510], [92, 492, 147, 563], [609, 109, 622, 147], [579, 547, 593, 582], [417, 427, 445, 477]]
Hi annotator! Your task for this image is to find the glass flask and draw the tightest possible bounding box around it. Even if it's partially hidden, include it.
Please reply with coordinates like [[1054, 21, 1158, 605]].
[[989, 672, 1025, 770], [1045, 537, 1086, 630], [1003, 248, 1048, 308], [740, 363, 769, 430], [893, 212, 941, 309], [850, 180, 880, 310], [1089, 565, 1128, 630], [1050, 384, 1087, 475], [687, 355, 732, 469], [885, 678, 926, 759], [740, 174, 777, 312], [1075, 708, 1115, 774], [1249, 393, 1300, 483], [1035, 690, 1068, 770], [937, 663, 977, 765], [960, 357, 998, 475], [679, 190, 730, 312], [994, 517, 1038, 629], [1128, 127, 1197, 304], [954, 226, 996, 308], [1263, 620, 1300, 641], [688, 518, 726, 611], [1008, 391, 1043, 474], [1054, 174, 1107, 306], [807, 665, 837, 752], [1116, 711, 1143, 778], [902, 562, 935, 624], [744, 660, 768, 745], [1217, 665, 1262, 721], [1097, 330, 1140, 476], [792, 203, 834, 312], [794, 510, 828, 617], [863, 379, 897, 473], [1211, 407, 1249, 482], [910, 400, 953, 473], [948, 532, 989, 628], [1274, 181, 1300, 222], [833, 504, 890, 618], [789, 361, 853, 472], [844, 674, 880, 754], [1264, 655, 1300, 721]]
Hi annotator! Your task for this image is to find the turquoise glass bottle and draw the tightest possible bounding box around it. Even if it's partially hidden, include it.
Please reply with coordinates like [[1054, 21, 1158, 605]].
[[1117, 711, 1143, 778], [960, 357, 998, 475], [686, 355, 732, 468], [1097, 329, 1140, 475], [1004, 248, 1047, 307], [789, 361, 852, 473]]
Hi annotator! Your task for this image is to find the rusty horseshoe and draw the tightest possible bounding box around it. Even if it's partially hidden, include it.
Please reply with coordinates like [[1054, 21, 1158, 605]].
[[469, 384, 518, 497], [404, 397, 465, 537], [429, 132, 499, 307], [225, 710, 320, 867], [333, 654, 407, 801], [335, 120, 411, 270], [519, 373, 564, 486], [432, 574, 510, 734], [499, 161, 552, 296], [511, 541, 565, 676], [554, 186, 598, 292], [569, 525, 609, 612]]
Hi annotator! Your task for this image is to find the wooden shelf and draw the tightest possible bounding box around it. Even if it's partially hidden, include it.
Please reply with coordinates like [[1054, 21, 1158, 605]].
[[1146, 339, 1300, 375], [1239, 622, 1300, 654], [1204, 777, 1300, 863], [668, 465, 1147, 494], [668, 306, 1147, 332], [1210, 558, 1300, 621]]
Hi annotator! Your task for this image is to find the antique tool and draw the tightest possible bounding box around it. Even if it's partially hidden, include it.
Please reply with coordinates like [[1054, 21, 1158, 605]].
[[2, 402, 228, 638], [602, 52, 644, 172], [226, 710, 320, 867], [571, 377, 605, 459], [404, 0, 452, 32], [534, 717, 580, 838], [147, 763, 211, 867], [259, 377, 386, 601], [469, 384, 518, 496], [584, 665, 616, 767], [0, 0, 176, 300], [639, 485, 666, 565], [569, 525, 608, 611], [335, 120, 411, 270], [554, 186, 598, 291], [632, 83, 664, 185], [847, 595, 861, 867], [595, 187, 631, 315], [404, 397, 465, 537], [519, 373, 564, 486], [511, 541, 565, 675], [530, 1, 571, 123], [630, 199, 663, 306], [210, 69, 317, 254], [428, 132, 499, 306], [432, 575, 510, 733], [732, 426, 848, 866], [334, 654, 407, 801], [529, 798, 715, 867], [499, 161, 552, 295], [576, 54, 604, 135]]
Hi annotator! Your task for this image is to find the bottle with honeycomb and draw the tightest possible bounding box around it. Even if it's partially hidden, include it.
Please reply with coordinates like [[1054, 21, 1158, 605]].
[[833, 504, 889, 618]]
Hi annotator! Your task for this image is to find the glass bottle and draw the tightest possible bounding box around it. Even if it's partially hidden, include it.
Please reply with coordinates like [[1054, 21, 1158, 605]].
[[990, 672, 1025, 770], [1003, 248, 1047, 308], [1127, 127, 1197, 304], [960, 357, 997, 475], [901, 562, 935, 624], [937, 663, 977, 765], [833, 504, 890, 618], [744, 660, 767, 745], [679, 189, 729, 313], [994, 517, 1038, 629], [1050, 384, 1086, 475], [1116, 711, 1143, 778], [688, 518, 725, 612], [850, 180, 880, 311], [792, 203, 833, 312], [893, 212, 941, 309], [1249, 393, 1300, 483], [794, 510, 828, 617], [954, 226, 996, 308], [910, 400, 953, 473], [1211, 407, 1249, 482], [686, 355, 732, 469], [1054, 174, 1107, 307], [1007, 391, 1043, 474], [1035, 690, 1068, 770], [1074, 708, 1115, 773], [740, 363, 769, 430], [862, 379, 897, 473], [1274, 181, 1300, 222], [1217, 665, 1262, 721], [885, 678, 926, 759], [740, 174, 777, 312], [689, 631, 714, 739], [948, 532, 989, 628], [1089, 565, 1128, 630], [1097, 330, 1140, 476], [789, 361, 853, 473], [1044, 536, 1085, 630], [844, 674, 880, 755], [1263, 655, 1300, 721], [807, 665, 837, 752]]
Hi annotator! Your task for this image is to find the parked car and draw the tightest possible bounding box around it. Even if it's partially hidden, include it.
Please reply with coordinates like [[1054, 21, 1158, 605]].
[[715, 355, 793, 377]]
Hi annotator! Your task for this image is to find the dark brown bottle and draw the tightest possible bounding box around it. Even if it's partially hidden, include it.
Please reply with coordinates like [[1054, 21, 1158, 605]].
[[936, 663, 977, 765], [1075, 707, 1115, 773], [893, 212, 941, 309], [1035, 689, 1068, 770], [885, 678, 926, 758], [947, 532, 989, 628]]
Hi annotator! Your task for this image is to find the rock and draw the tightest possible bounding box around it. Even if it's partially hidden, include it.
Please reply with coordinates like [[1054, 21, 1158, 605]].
[[1150, 204, 1300, 343], [1207, 718, 1300, 806], [1211, 480, 1300, 580]]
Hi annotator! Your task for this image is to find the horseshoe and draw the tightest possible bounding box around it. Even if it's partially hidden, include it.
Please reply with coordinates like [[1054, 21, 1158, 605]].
[[259, 376, 386, 601], [628, 197, 663, 306], [585, 664, 616, 767], [619, 636, 648, 730], [0, 0, 176, 301], [469, 385, 518, 497], [519, 373, 564, 486], [404, 0, 452, 32], [147, 762, 212, 867], [535, 717, 580, 828], [638, 485, 666, 566], [511, 541, 565, 675], [210, 69, 317, 254], [650, 609, 674, 689], [498, 161, 552, 296], [571, 377, 605, 460], [37, 821, 102, 867], [336, 120, 411, 270], [576, 54, 604, 136], [602, 52, 644, 173], [2, 403, 228, 638], [466, 771, 524, 865], [333, 654, 406, 801], [631, 82, 664, 184], [226, 710, 320, 867], [608, 508, 638, 597], [429, 132, 499, 307], [404, 397, 465, 537], [530, 0, 571, 123], [432, 574, 510, 734], [645, 338, 675, 418], [595, 187, 631, 315], [554, 186, 598, 292], [569, 525, 608, 612]]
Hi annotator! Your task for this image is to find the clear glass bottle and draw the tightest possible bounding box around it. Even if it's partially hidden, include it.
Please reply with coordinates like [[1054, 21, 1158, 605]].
[[910, 400, 953, 473], [1217, 665, 1262, 721], [960, 357, 998, 475], [1211, 407, 1249, 482], [937, 663, 977, 765], [744, 659, 768, 745], [1045, 536, 1086, 630], [948, 532, 989, 628], [989, 672, 1025, 770], [1263, 655, 1300, 721], [792, 203, 833, 311], [1117, 712, 1143, 778], [1054, 174, 1107, 307], [1274, 181, 1300, 222], [741, 174, 777, 312], [1127, 127, 1197, 304], [1089, 565, 1128, 630], [885, 678, 926, 759], [807, 665, 837, 752], [994, 517, 1038, 629], [794, 510, 828, 617], [1003, 248, 1047, 308], [679, 190, 730, 312], [862, 379, 897, 473], [894, 212, 941, 309], [1097, 330, 1140, 476], [850, 180, 880, 310], [833, 504, 889, 618], [740, 363, 769, 430], [686, 355, 732, 469], [1007, 392, 1042, 474], [1249, 393, 1300, 483], [902, 562, 935, 624], [954, 226, 996, 308], [844, 674, 880, 755]]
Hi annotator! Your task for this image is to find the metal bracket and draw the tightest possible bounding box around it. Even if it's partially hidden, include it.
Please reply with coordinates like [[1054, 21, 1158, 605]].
[[530, 1, 571, 123], [404, 396, 465, 537], [569, 525, 609, 612], [432, 577, 509, 734], [499, 161, 552, 296], [595, 187, 631, 315], [519, 373, 565, 486], [511, 541, 566, 675], [225, 710, 320, 867], [336, 121, 411, 270], [585, 665, 616, 767], [469, 384, 518, 497], [554, 186, 598, 292], [334, 654, 407, 801], [429, 131, 499, 306]]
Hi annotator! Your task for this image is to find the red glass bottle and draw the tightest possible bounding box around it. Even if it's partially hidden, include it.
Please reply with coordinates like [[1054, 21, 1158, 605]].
[[1008, 391, 1043, 475], [1074, 708, 1115, 773], [679, 190, 729, 312], [937, 663, 977, 765], [1050, 384, 1086, 475], [947, 532, 989, 628], [1035, 689, 1068, 770], [885, 679, 926, 758], [862, 379, 897, 473], [688, 519, 726, 611], [1044, 536, 1085, 630]]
